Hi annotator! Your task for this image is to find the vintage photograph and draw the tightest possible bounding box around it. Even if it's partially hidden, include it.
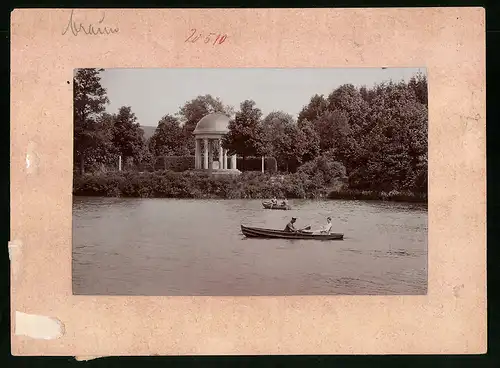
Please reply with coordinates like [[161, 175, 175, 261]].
[[72, 67, 428, 296]]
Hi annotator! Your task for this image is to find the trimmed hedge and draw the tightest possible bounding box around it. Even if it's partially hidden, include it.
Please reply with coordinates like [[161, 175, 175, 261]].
[[236, 157, 278, 173], [154, 156, 196, 172], [144, 155, 278, 173]]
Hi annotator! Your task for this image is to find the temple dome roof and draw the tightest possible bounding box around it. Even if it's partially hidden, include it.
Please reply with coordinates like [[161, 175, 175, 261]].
[[193, 113, 230, 135]]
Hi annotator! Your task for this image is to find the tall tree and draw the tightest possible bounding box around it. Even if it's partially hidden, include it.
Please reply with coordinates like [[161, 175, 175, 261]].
[[177, 94, 234, 154], [73, 68, 110, 174], [112, 106, 145, 166], [312, 110, 350, 153], [260, 111, 295, 155], [359, 85, 376, 103], [298, 119, 321, 163], [222, 100, 263, 169], [149, 114, 187, 157], [297, 94, 328, 125], [260, 111, 294, 171], [326, 84, 370, 132], [260, 111, 319, 172], [408, 72, 428, 107], [350, 80, 428, 192], [277, 123, 309, 172]]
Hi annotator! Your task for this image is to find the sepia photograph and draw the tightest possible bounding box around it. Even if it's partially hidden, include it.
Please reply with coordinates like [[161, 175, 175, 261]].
[[72, 67, 428, 296]]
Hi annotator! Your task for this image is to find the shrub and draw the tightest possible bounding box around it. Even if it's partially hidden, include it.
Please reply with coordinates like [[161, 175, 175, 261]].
[[73, 169, 426, 203], [298, 154, 348, 187], [153, 156, 195, 172]]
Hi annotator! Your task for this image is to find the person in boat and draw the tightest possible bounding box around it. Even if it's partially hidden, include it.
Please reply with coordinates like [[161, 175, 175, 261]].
[[284, 217, 298, 232], [319, 217, 332, 234], [281, 198, 288, 206], [271, 197, 278, 205]]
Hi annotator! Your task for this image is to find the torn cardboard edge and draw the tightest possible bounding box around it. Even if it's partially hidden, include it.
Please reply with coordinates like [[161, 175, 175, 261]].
[[15, 311, 65, 340]]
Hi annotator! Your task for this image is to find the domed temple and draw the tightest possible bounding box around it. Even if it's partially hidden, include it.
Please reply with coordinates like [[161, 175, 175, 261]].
[[192, 113, 240, 174]]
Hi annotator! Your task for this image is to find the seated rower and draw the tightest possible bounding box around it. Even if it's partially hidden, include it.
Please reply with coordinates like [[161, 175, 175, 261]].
[[284, 217, 298, 232]]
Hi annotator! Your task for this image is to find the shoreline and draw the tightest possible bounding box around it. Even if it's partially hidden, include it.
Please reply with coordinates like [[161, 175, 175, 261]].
[[73, 194, 428, 205], [73, 171, 427, 204]]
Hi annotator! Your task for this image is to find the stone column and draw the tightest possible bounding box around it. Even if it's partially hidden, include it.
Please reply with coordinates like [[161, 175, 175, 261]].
[[218, 139, 223, 170], [195, 139, 200, 169], [207, 140, 213, 172], [203, 138, 208, 169], [231, 154, 237, 170], [223, 149, 228, 169]]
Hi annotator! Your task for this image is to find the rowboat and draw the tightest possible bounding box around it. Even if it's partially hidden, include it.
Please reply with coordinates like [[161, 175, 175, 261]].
[[262, 201, 291, 210], [241, 225, 344, 240]]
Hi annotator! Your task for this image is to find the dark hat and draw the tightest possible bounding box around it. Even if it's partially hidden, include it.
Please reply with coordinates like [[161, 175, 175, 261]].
[[327, 216, 331, 220], [291, 217, 297, 220]]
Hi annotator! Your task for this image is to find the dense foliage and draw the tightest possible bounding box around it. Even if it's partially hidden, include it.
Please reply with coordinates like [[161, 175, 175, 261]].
[[236, 157, 278, 173], [148, 114, 188, 157], [73, 68, 428, 200], [73, 68, 111, 174], [222, 100, 264, 169], [73, 170, 425, 202], [111, 106, 145, 165]]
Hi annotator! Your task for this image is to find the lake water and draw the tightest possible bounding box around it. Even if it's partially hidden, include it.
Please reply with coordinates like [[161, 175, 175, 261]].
[[72, 197, 428, 295]]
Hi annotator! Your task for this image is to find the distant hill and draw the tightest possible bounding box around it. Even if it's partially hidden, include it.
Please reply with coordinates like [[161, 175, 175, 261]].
[[140, 125, 156, 141]]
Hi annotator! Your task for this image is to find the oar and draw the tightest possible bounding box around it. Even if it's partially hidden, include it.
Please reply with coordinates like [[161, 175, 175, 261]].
[[298, 225, 312, 232]]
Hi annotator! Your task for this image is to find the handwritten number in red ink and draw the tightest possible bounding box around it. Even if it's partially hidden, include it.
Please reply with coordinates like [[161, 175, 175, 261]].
[[213, 34, 223, 45], [217, 34, 227, 44], [185, 29, 227, 46], [213, 34, 227, 45]]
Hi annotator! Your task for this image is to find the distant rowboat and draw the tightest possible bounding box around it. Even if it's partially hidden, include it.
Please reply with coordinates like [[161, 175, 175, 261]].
[[262, 201, 291, 210], [241, 225, 344, 240]]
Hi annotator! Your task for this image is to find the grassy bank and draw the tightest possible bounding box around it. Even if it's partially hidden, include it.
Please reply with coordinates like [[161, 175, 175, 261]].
[[73, 171, 427, 203]]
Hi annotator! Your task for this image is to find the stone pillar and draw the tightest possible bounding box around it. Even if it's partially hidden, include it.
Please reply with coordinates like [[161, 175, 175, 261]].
[[203, 138, 209, 170], [207, 140, 213, 173], [231, 154, 237, 170], [223, 149, 228, 169], [218, 139, 223, 170], [195, 139, 200, 169]]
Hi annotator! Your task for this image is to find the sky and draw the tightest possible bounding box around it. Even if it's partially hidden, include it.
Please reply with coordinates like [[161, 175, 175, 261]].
[[99, 67, 426, 127]]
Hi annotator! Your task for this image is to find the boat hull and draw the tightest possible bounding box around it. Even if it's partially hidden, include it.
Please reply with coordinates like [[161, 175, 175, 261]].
[[262, 201, 291, 210], [241, 225, 344, 240]]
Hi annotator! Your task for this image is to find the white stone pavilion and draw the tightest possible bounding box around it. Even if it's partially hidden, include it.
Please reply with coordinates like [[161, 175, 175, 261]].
[[192, 113, 240, 174]]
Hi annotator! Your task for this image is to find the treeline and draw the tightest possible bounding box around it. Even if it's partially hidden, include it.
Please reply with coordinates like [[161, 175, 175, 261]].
[[74, 68, 428, 196], [73, 69, 234, 174]]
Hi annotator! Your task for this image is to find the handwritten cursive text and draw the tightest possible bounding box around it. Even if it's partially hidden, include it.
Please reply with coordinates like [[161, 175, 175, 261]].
[[62, 9, 119, 36], [185, 28, 227, 46]]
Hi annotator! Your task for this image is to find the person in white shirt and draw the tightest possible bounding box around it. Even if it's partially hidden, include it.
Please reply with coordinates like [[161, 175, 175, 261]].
[[319, 217, 332, 234]]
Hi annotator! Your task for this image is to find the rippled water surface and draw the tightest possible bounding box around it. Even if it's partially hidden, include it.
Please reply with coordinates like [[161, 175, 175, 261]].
[[72, 197, 427, 295]]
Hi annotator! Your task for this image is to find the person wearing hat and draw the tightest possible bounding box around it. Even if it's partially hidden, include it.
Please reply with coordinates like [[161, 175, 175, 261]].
[[284, 217, 298, 232], [319, 216, 332, 234]]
